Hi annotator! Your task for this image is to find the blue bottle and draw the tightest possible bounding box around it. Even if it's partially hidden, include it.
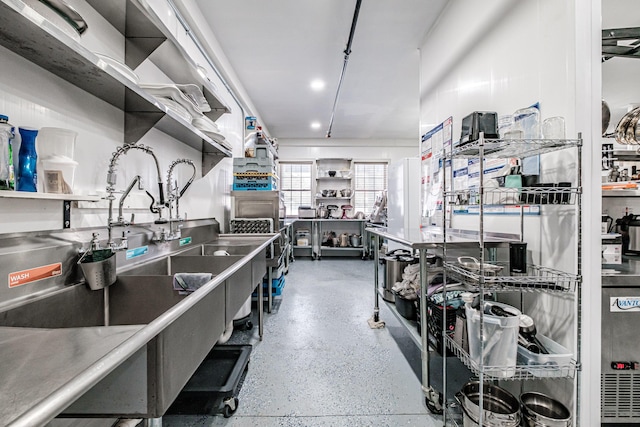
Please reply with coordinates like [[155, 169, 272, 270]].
[[17, 127, 38, 192]]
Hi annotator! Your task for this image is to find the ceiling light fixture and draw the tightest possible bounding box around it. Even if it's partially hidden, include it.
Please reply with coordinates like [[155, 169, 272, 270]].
[[310, 79, 325, 91], [326, 0, 362, 138], [311, 121, 321, 130]]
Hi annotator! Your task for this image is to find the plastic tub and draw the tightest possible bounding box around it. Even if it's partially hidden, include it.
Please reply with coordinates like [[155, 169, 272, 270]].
[[40, 155, 78, 194], [466, 301, 521, 378], [37, 127, 77, 160], [517, 334, 573, 377], [395, 294, 417, 320]]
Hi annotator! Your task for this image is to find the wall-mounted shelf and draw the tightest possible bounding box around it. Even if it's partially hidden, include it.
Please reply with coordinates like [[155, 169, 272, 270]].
[[315, 197, 352, 201], [316, 177, 351, 181], [0, 0, 231, 175], [0, 191, 100, 202], [86, 0, 231, 121]]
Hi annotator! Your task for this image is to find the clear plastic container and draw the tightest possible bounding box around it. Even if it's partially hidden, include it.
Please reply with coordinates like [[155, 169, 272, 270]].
[[40, 155, 78, 194], [516, 333, 573, 377], [465, 301, 521, 378], [0, 115, 14, 190], [37, 127, 77, 160], [513, 105, 541, 139], [542, 116, 566, 140]]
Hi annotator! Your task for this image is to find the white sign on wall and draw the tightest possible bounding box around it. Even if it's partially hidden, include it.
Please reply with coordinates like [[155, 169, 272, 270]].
[[610, 297, 640, 312]]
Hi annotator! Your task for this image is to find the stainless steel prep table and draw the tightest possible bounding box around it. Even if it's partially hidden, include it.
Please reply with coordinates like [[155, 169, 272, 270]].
[[365, 226, 519, 411]]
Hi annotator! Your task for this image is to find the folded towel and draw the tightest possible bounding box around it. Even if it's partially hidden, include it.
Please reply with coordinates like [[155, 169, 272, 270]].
[[173, 273, 213, 294]]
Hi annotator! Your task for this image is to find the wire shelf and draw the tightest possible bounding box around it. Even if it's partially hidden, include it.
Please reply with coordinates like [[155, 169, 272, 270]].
[[445, 187, 580, 206], [445, 337, 577, 380], [450, 138, 582, 159], [444, 262, 579, 293]]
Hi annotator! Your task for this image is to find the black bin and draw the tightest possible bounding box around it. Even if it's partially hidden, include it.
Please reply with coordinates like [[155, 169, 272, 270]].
[[167, 344, 252, 417]]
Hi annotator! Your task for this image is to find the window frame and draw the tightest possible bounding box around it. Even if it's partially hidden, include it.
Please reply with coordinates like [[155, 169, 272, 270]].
[[279, 161, 314, 218], [353, 161, 388, 215]]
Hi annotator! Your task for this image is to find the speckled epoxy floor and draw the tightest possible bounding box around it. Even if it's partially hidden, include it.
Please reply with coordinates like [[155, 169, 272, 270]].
[[163, 258, 441, 427]]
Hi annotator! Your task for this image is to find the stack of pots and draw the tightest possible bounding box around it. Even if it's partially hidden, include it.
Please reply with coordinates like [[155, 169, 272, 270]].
[[457, 382, 572, 427]]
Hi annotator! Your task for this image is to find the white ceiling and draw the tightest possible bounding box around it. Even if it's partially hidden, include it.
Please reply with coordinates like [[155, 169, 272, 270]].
[[193, 0, 449, 140]]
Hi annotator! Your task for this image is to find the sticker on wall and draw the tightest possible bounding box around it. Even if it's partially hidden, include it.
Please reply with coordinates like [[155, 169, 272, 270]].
[[8, 263, 62, 288], [245, 116, 257, 130], [126, 245, 149, 260], [179, 237, 192, 246], [610, 297, 640, 312]]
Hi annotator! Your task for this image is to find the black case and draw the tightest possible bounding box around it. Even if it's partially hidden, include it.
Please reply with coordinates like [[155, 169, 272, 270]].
[[460, 111, 499, 144]]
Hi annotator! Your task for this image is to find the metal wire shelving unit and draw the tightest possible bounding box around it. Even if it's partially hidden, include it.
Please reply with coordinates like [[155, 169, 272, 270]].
[[440, 133, 583, 426]]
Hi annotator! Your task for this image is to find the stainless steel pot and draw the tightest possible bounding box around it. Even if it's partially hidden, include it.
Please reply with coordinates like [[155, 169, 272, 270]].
[[520, 392, 571, 427], [350, 234, 362, 247], [382, 249, 417, 302], [457, 381, 520, 427]]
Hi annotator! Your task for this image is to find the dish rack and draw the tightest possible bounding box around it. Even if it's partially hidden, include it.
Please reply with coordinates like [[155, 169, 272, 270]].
[[440, 134, 583, 426], [230, 218, 274, 234]]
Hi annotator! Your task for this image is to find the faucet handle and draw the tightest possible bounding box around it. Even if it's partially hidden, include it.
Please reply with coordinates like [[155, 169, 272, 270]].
[[120, 230, 129, 250], [90, 233, 101, 251]]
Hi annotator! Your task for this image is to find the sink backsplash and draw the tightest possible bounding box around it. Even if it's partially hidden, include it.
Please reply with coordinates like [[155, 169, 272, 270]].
[[0, 218, 220, 310]]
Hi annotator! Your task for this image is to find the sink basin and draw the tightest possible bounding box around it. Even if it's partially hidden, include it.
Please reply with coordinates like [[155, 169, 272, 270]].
[[0, 266, 225, 418], [0, 232, 275, 421], [0, 252, 256, 418], [203, 243, 267, 294], [203, 243, 260, 255]]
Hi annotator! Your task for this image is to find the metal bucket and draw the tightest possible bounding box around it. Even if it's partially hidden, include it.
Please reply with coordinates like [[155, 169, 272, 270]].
[[520, 392, 572, 427], [79, 249, 116, 291], [382, 251, 417, 303], [458, 381, 520, 427]]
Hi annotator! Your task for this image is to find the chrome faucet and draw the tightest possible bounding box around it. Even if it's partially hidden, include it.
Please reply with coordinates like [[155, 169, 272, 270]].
[[157, 158, 196, 241], [106, 143, 166, 250]]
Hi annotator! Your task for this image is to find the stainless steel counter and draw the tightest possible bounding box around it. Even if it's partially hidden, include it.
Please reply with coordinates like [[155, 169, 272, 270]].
[[365, 226, 520, 248], [0, 325, 142, 426], [603, 256, 640, 285]]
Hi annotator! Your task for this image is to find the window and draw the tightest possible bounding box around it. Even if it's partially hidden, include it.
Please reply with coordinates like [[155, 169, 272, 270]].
[[280, 162, 312, 217], [354, 162, 388, 214]]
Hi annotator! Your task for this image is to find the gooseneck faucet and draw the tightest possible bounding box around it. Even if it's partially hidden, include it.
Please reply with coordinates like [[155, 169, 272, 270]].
[[159, 158, 196, 241], [106, 143, 166, 250]]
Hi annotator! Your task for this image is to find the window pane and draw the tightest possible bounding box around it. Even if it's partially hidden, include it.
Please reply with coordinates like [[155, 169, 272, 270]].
[[280, 162, 312, 216], [354, 162, 387, 214]]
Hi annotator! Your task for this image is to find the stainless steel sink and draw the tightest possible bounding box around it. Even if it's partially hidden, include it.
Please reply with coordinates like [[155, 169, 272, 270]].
[[0, 250, 258, 418], [0, 265, 226, 418]]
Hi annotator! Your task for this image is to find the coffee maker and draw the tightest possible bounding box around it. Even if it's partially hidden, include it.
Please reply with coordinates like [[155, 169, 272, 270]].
[[616, 214, 640, 254]]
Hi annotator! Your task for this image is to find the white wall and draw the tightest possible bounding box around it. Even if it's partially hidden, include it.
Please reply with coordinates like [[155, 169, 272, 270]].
[[0, 0, 250, 235], [419, 0, 601, 422]]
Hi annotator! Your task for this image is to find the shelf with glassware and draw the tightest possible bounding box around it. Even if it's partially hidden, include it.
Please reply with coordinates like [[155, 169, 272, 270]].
[[0, 0, 232, 175], [440, 134, 583, 425], [315, 158, 354, 206]]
